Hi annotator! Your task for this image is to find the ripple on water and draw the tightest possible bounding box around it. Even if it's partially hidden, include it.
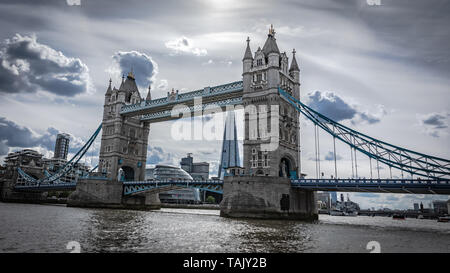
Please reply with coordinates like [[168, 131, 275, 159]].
[[0, 203, 449, 253]]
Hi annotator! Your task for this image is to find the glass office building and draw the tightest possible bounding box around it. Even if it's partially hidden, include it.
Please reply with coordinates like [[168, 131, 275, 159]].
[[145, 165, 201, 204]]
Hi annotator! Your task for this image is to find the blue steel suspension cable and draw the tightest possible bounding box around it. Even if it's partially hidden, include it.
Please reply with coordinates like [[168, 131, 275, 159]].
[[17, 124, 102, 184], [278, 87, 450, 179], [279, 87, 449, 170]]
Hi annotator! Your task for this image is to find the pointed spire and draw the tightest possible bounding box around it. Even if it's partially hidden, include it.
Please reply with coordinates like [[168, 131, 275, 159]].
[[121, 69, 139, 94], [146, 85, 151, 101], [243, 36, 253, 61], [262, 24, 280, 55], [106, 78, 112, 94], [218, 111, 240, 180], [289, 48, 300, 72], [119, 74, 125, 90]]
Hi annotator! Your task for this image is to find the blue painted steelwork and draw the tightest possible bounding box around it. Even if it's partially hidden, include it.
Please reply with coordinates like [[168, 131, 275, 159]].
[[14, 182, 77, 191], [78, 164, 99, 179], [14, 177, 450, 195], [89, 165, 98, 173], [140, 97, 242, 122], [14, 175, 111, 191], [122, 177, 450, 196], [278, 87, 450, 179], [291, 178, 450, 194], [120, 81, 243, 117], [16, 124, 102, 187], [123, 180, 224, 195]]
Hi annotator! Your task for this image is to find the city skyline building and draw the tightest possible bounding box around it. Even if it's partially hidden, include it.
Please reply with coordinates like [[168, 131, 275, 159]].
[[53, 133, 70, 160], [330, 192, 338, 204], [180, 153, 209, 180], [218, 111, 240, 180], [145, 165, 201, 204], [432, 200, 448, 215]]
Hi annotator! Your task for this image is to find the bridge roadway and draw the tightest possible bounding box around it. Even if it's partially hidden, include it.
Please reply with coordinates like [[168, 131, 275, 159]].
[[119, 81, 243, 123], [14, 178, 450, 195]]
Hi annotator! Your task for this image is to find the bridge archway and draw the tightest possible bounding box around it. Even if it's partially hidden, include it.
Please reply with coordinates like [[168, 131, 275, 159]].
[[121, 166, 135, 181], [279, 156, 294, 178]]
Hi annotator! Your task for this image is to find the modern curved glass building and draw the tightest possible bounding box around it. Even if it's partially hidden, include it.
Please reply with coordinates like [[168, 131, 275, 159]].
[[145, 165, 200, 204], [151, 165, 193, 181]]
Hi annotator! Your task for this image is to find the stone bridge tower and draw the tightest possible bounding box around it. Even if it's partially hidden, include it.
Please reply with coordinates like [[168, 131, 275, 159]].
[[242, 25, 301, 178], [98, 72, 150, 181], [220, 26, 317, 220]]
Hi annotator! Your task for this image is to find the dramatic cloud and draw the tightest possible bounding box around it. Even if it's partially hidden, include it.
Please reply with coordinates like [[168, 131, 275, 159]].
[[324, 151, 342, 161], [146, 146, 174, 166], [351, 105, 387, 126], [109, 51, 158, 90], [165, 36, 207, 56], [307, 91, 357, 121], [307, 91, 386, 125], [0, 116, 87, 156], [0, 34, 91, 97], [0, 116, 55, 155], [417, 112, 449, 137]]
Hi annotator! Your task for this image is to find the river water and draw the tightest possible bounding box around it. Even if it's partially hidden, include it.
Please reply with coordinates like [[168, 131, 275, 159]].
[[0, 202, 449, 253]]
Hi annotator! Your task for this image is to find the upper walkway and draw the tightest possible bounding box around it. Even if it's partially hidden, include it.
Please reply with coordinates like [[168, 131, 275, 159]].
[[119, 81, 243, 122], [16, 177, 450, 195]]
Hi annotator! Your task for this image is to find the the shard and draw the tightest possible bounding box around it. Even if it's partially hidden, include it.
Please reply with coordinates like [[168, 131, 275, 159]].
[[218, 110, 240, 179]]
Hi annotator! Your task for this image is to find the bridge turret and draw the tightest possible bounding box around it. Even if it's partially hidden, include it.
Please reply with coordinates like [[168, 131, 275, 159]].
[[106, 78, 112, 96], [242, 37, 253, 93], [98, 72, 150, 182], [104, 78, 113, 107], [289, 49, 300, 100], [240, 25, 300, 178], [146, 85, 152, 101], [243, 37, 253, 71], [119, 74, 125, 89], [263, 25, 280, 89]]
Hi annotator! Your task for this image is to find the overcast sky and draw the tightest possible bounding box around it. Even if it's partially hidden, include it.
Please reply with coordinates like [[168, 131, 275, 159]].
[[0, 0, 449, 209]]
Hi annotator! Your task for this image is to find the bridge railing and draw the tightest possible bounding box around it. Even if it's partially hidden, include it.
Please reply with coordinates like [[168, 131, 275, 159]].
[[123, 179, 224, 185], [124, 178, 450, 187], [122, 179, 225, 195], [120, 81, 243, 114], [140, 97, 243, 121], [14, 182, 77, 190], [291, 178, 450, 186]]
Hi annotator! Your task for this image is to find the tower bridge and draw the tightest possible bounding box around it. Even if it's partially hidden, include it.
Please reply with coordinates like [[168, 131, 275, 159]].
[[120, 80, 244, 122], [6, 25, 450, 220]]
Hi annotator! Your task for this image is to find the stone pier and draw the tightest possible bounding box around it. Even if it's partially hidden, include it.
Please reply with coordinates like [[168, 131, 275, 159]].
[[220, 176, 318, 220], [1, 177, 47, 203], [67, 177, 161, 210]]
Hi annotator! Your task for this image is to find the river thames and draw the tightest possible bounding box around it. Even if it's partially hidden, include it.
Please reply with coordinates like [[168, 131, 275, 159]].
[[0, 202, 449, 253]]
